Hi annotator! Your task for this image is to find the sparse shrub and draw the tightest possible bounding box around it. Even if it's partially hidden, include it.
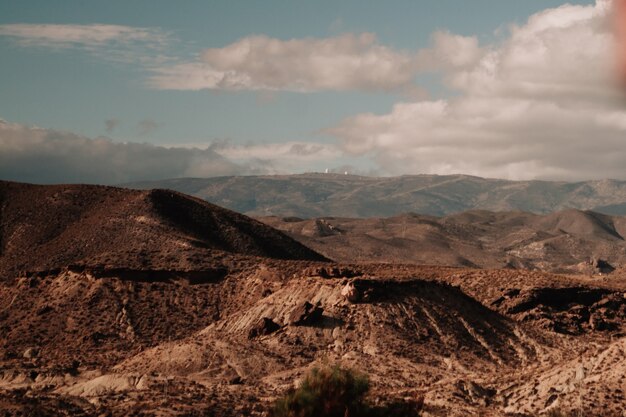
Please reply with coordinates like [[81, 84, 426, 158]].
[[270, 365, 422, 417], [271, 366, 369, 417]]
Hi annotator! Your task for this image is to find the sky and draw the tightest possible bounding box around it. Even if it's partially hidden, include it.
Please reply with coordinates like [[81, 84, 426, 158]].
[[1, 0, 625, 184]]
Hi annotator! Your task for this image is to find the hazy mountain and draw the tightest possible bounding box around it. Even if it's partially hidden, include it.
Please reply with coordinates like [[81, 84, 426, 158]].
[[125, 173, 626, 217]]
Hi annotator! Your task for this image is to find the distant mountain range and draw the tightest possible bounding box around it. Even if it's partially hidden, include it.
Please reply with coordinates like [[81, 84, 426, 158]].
[[125, 173, 626, 217]]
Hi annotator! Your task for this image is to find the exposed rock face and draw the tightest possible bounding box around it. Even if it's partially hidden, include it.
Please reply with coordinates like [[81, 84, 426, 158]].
[[247, 317, 281, 339], [455, 380, 496, 406], [288, 301, 324, 326], [496, 287, 626, 335], [341, 282, 359, 303], [592, 258, 615, 274], [22, 348, 38, 359]]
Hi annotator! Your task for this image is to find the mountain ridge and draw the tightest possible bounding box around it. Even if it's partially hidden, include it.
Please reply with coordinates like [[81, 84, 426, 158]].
[[124, 173, 626, 217]]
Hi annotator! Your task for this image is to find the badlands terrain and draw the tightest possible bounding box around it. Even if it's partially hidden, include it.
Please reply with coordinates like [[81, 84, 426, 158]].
[[1, 180, 626, 416], [260, 209, 626, 273]]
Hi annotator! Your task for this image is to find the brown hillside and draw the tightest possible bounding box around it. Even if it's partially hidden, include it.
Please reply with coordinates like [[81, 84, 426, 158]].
[[0, 181, 327, 279], [2, 183, 626, 416], [260, 209, 626, 273]]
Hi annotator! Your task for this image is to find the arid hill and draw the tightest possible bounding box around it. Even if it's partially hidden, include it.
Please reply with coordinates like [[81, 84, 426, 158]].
[[125, 173, 626, 217], [0, 180, 327, 280], [1, 182, 626, 416], [260, 209, 626, 273]]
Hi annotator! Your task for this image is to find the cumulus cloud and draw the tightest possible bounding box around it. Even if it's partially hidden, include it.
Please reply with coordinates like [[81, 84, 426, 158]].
[[148, 33, 419, 92], [148, 32, 482, 92], [415, 30, 484, 71], [329, 0, 626, 181]]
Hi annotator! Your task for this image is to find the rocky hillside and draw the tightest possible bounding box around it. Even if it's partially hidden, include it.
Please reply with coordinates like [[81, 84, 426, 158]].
[[3, 262, 626, 416], [2, 181, 626, 416], [125, 173, 626, 217], [260, 209, 626, 273]]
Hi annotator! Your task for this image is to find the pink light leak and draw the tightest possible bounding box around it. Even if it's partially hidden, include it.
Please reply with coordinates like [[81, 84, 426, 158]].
[[616, 0, 626, 85]]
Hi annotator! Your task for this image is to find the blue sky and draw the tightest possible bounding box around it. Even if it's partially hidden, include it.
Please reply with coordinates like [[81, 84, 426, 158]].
[[2, 0, 624, 183]]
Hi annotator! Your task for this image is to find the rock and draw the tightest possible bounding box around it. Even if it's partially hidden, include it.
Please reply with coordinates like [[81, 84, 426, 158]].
[[23, 347, 39, 359], [341, 282, 360, 303], [307, 266, 361, 278], [248, 317, 281, 339], [591, 258, 615, 274], [455, 380, 496, 406], [288, 301, 324, 326], [229, 375, 244, 385]]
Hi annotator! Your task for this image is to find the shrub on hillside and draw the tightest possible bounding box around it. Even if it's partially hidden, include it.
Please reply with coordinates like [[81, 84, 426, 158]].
[[270, 365, 422, 417]]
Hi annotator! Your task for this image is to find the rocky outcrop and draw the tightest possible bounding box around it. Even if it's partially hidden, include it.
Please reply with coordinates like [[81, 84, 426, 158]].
[[288, 301, 324, 326]]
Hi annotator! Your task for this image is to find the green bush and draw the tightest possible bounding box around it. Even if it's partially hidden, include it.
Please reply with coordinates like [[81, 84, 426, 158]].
[[270, 365, 422, 417]]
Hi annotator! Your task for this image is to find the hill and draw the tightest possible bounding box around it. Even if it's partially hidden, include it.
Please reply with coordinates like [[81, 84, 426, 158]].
[[124, 173, 626, 217], [2, 181, 626, 416], [260, 209, 626, 273], [0, 180, 327, 279]]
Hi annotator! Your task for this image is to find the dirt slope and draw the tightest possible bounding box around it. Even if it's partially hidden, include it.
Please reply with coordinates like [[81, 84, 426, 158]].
[[0, 181, 327, 279], [260, 209, 626, 273], [3, 263, 626, 416]]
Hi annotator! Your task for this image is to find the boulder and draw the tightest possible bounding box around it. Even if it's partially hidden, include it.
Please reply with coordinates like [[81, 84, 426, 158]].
[[248, 317, 281, 339], [23, 347, 39, 359], [288, 301, 324, 326], [341, 282, 360, 303]]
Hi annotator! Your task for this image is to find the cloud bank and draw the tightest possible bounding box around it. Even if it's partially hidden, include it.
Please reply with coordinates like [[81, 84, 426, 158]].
[[329, 0, 626, 180], [0, 119, 347, 184]]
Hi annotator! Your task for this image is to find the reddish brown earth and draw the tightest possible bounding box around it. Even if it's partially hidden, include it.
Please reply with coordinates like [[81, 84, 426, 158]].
[[259, 211, 626, 273], [1, 182, 626, 416]]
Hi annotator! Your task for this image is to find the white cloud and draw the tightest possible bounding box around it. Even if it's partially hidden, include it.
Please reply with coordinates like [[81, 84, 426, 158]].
[[415, 30, 484, 71], [206, 141, 343, 174], [0, 23, 169, 49], [149, 33, 419, 92], [0, 23, 173, 65], [0, 23, 483, 94], [149, 32, 484, 93], [328, 0, 626, 181]]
